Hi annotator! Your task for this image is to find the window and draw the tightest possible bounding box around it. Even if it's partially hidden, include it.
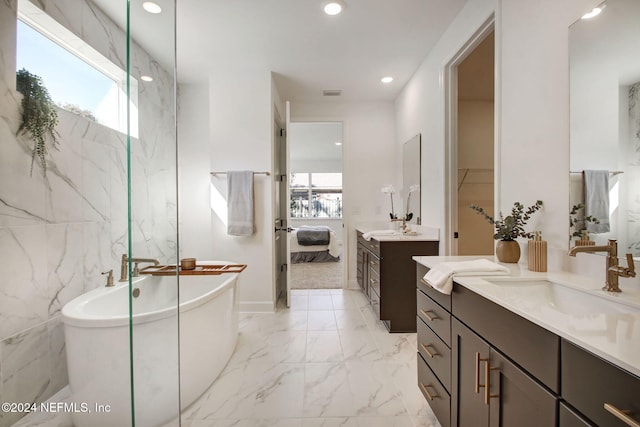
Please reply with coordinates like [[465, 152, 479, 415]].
[[290, 173, 342, 218], [16, 0, 138, 136]]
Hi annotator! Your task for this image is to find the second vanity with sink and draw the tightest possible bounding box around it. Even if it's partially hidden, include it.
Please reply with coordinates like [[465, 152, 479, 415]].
[[414, 256, 640, 427]]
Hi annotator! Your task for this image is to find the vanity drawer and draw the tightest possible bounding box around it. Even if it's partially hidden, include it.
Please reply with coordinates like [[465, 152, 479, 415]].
[[417, 289, 451, 347], [368, 265, 380, 296], [417, 316, 451, 392], [559, 402, 596, 427], [418, 353, 450, 427], [356, 232, 381, 256], [369, 286, 380, 319], [368, 254, 380, 275], [416, 264, 451, 311], [561, 339, 640, 427]]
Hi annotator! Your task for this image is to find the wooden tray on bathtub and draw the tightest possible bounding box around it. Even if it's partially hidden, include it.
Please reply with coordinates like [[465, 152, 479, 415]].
[[139, 264, 247, 276]]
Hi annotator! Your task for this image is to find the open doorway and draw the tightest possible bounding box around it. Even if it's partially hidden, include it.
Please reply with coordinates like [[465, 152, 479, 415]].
[[446, 23, 495, 255], [288, 122, 344, 289]]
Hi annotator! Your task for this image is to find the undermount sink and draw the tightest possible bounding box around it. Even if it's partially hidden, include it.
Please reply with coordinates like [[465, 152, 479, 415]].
[[482, 276, 640, 314]]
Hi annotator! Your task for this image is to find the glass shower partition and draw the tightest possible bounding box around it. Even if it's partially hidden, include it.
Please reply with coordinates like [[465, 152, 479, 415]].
[[127, 1, 180, 426]]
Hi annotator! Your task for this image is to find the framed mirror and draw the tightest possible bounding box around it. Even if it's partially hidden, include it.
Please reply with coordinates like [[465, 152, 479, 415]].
[[402, 134, 421, 225], [569, 0, 640, 256]]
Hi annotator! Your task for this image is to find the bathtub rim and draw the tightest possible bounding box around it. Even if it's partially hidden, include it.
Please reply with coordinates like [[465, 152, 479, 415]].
[[62, 260, 241, 328]]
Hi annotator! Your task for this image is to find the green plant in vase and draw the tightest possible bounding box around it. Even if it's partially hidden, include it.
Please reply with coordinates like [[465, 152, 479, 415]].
[[470, 200, 543, 262], [16, 68, 60, 176]]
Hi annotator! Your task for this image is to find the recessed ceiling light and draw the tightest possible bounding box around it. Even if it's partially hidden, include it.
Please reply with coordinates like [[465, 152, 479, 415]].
[[581, 4, 605, 19], [142, 1, 162, 14], [381, 76, 394, 84], [141, 75, 154, 82], [323, 1, 344, 16], [335, 142, 343, 146]]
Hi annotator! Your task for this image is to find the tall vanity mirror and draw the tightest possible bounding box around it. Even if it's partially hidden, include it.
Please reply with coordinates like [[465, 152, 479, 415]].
[[569, 0, 640, 256], [402, 134, 421, 225]]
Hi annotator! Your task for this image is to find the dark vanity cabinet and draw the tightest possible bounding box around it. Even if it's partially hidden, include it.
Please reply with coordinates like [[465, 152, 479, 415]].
[[416, 262, 640, 427], [357, 230, 438, 332]]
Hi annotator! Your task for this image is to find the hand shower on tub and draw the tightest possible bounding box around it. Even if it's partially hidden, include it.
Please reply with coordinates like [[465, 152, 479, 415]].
[[119, 254, 160, 282]]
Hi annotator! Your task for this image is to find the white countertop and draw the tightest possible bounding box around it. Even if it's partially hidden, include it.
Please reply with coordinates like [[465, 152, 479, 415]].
[[357, 225, 439, 242], [413, 256, 640, 378]]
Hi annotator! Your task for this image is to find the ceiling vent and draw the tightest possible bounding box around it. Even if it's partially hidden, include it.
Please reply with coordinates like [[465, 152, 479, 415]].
[[322, 89, 342, 97]]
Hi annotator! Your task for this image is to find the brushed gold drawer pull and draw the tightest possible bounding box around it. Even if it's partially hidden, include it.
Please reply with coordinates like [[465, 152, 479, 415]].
[[420, 383, 440, 401], [604, 403, 640, 427], [369, 278, 378, 284], [475, 352, 485, 394], [420, 343, 439, 358], [484, 360, 500, 405], [371, 244, 379, 249], [370, 261, 379, 266], [420, 309, 439, 321]]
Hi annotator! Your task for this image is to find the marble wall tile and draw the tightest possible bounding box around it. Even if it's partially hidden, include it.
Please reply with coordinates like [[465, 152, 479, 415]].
[[0, 226, 48, 340], [1, 322, 50, 427], [46, 223, 84, 316]]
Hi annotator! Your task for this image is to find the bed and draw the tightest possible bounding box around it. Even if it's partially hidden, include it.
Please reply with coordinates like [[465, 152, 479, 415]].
[[290, 226, 341, 263]]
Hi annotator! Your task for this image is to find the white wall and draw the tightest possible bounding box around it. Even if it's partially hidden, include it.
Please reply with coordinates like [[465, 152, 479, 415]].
[[291, 101, 397, 286], [178, 82, 214, 259]]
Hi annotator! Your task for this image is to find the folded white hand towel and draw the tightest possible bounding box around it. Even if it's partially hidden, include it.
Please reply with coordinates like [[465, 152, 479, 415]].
[[362, 230, 400, 241], [423, 259, 510, 295]]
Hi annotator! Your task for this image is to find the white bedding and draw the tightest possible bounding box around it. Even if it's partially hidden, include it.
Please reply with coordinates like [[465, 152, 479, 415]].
[[290, 228, 341, 257]]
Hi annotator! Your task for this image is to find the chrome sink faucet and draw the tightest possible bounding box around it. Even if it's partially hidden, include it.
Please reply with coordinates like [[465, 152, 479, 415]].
[[119, 254, 160, 282], [568, 239, 636, 292]]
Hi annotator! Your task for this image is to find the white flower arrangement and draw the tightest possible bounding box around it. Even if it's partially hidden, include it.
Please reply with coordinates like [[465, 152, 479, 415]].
[[381, 184, 397, 219]]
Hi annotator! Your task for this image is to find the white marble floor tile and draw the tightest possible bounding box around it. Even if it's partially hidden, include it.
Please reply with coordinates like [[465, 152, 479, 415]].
[[306, 331, 343, 362], [338, 330, 383, 362], [291, 289, 310, 296], [189, 419, 304, 427], [269, 310, 309, 332], [411, 414, 442, 427], [229, 330, 308, 366], [290, 295, 310, 311], [308, 295, 335, 310], [334, 309, 368, 330], [330, 293, 357, 309], [303, 363, 356, 417], [307, 289, 333, 295], [302, 417, 359, 426], [307, 310, 338, 331], [356, 416, 416, 427], [345, 361, 406, 417], [370, 329, 416, 363]]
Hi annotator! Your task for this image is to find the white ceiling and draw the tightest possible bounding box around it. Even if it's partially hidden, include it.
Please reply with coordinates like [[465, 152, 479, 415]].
[[92, 0, 468, 103], [290, 122, 343, 165]]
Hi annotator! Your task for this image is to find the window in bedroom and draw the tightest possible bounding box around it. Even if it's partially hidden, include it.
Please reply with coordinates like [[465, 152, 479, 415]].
[[290, 172, 342, 218], [16, 0, 138, 136]]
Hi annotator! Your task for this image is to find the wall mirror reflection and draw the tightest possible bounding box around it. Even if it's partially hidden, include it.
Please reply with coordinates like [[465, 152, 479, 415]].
[[402, 134, 421, 225], [569, 0, 640, 257]]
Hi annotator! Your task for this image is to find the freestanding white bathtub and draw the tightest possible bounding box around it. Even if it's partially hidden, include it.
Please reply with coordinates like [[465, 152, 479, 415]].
[[62, 261, 241, 427]]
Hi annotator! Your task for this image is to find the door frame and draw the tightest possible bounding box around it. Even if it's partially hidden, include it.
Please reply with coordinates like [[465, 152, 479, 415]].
[[443, 15, 497, 256], [287, 117, 346, 290]]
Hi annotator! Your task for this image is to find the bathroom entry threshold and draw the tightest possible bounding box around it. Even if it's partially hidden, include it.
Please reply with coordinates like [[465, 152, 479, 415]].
[[140, 264, 247, 276]]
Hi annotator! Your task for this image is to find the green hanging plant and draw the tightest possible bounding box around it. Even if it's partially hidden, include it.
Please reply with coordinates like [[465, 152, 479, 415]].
[[16, 68, 60, 176]]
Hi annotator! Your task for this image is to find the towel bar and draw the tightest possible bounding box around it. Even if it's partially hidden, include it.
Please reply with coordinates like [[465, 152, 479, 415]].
[[210, 171, 270, 176]]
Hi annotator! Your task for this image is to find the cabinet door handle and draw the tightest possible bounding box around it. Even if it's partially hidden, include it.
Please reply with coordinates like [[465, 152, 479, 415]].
[[370, 261, 379, 266], [484, 359, 500, 405], [420, 343, 439, 358], [475, 352, 486, 394], [420, 383, 440, 401], [604, 403, 640, 427], [420, 309, 439, 321]]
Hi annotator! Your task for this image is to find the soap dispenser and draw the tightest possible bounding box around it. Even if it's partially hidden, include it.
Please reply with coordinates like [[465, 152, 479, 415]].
[[528, 231, 547, 272]]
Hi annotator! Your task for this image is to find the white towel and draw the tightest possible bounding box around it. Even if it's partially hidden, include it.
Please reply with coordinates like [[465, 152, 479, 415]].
[[227, 171, 255, 236], [362, 230, 400, 241], [583, 170, 610, 233], [423, 259, 510, 295]]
